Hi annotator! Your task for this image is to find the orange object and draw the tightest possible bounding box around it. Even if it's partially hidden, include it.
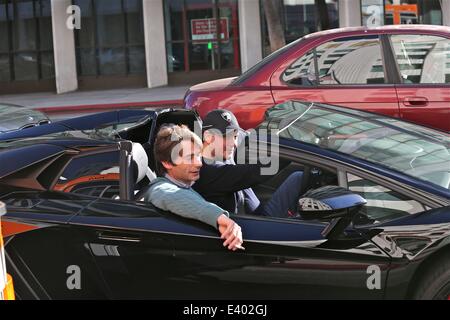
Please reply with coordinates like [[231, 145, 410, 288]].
[[1, 220, 40, 238], [385, 4, 418, 25], [3, 274, 15, 300], [53, 173, 119, 192], [1, 201, 15, 300]]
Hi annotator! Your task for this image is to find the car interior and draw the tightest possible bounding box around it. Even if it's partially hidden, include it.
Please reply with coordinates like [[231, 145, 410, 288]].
[[113, 109, 340, 218]]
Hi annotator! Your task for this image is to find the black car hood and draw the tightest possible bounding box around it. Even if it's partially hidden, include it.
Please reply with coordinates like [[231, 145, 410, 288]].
[[0, 123, 72, 141], [0, 109, 154, 141], [0, 143, 65, 180]]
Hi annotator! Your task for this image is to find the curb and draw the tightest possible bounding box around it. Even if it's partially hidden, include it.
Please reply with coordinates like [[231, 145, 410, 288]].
[[35, 99, 184, 115]]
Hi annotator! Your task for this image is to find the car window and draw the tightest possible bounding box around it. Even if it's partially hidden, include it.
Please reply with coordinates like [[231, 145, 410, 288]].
[[95, 122, 135, 136], [250, 158, 338, 220], [53, 151, 120, 195], [3, 196, 92, 214], [347, 173, 427, 225], [282, 35, 386, 86], [232, 37, 303, 85], [390, 34, 450, 84], [71, 184, 120, 199], [76, 121, 147, 141], [262, 101, 450, 190]]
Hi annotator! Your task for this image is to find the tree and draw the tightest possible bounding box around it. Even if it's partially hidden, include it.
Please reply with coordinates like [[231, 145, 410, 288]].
[[262, 0, 286, 53]]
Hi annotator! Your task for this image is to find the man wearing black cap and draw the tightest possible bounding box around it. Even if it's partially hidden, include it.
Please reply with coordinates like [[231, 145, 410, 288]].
[[193, 109, 304, 218]]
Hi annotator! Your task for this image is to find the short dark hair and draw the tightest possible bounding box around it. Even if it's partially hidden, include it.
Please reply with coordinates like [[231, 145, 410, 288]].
[[153, 124, 202, 176]]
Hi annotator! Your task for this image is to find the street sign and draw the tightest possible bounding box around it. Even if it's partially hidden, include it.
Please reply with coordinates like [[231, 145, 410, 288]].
[[191, 17, 229, 44]]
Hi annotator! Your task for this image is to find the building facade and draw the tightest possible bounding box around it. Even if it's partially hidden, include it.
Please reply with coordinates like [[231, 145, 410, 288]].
[[0, 0, 449, 94]]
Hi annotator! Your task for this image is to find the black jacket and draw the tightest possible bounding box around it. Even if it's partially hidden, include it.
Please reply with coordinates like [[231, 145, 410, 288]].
[[192, 159, 273, 215]]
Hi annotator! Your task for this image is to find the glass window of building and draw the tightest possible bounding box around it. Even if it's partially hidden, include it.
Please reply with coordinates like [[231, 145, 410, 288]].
[[390, 34, 450, 84], [0, 0, 54, 84], [361, 0, 443, 27], [261, 0, 339, 57], [282, 35, 386, 85], [164, 0, 240, 74], [73, 0, 146, 78]]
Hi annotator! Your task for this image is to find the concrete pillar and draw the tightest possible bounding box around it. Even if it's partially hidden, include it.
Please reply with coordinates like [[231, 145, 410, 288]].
[[443, 0, 450, 26], [143, 0, 168, 88], [51, 0, 78, 94], [339, 0, 362, 27], [239, 0, 263, 73]]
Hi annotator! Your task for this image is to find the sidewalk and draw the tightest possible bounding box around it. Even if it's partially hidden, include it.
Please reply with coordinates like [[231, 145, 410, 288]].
[[0, 86, 189, 114]]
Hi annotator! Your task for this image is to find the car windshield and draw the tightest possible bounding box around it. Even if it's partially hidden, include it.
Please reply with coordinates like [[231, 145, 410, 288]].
[[231, 37, 303, 85], [260, 100, 450, 190], [0, 130, 117, 150], [0, 104, 48, 132]]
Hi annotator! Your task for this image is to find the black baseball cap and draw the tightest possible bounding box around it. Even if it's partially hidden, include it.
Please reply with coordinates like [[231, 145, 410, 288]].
[[202, 109, 240, 134]]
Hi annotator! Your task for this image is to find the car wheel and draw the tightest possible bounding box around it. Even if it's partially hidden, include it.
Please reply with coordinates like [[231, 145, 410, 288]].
[[412, 252, 450, 300]]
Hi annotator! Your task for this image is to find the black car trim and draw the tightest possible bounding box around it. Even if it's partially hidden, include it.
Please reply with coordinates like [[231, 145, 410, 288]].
[[380, 34, 403, 84], [67, 221, 331, 248]]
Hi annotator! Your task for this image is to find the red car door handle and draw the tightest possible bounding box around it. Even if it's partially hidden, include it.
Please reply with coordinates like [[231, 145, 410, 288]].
[[403, 97, 429, 107]]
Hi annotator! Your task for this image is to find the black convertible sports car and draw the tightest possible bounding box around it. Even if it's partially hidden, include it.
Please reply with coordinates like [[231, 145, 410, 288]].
[[0, 101, 449, 300]]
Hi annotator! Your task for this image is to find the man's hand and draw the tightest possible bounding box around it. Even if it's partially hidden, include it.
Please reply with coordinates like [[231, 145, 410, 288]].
[[217, 214, 244, 251]]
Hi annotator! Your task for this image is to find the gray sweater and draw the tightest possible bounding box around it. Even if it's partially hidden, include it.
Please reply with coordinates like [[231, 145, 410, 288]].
[[144, 176, 228, 229]]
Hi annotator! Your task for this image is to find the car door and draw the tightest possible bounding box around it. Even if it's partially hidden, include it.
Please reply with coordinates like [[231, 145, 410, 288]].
[[271, 34, 400, 118], [342, 171, 449, 298], [68, 197, 391, 299], [52, 145, 390, 299], [388, 33, 450, 132], [163, 214, 391, 299], [2, 193, 109, 299], [67, 200, 178, 299]]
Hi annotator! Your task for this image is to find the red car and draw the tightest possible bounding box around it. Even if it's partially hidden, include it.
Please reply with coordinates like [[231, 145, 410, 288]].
[[184, 25, 450, 132]]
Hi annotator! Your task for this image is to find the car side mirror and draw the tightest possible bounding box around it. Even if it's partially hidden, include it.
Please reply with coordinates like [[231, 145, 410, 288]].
[[298, 185, 367, 240]]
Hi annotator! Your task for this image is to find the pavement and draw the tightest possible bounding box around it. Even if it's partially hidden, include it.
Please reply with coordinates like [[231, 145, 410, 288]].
[[0, 86, 189, 120]]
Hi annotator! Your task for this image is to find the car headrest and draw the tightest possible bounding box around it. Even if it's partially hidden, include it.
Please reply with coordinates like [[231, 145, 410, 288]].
[[131, 142, 149, 184]]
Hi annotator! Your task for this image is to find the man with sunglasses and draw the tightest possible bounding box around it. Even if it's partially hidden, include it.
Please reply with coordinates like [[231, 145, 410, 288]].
[[193, 110, 304, 218]]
